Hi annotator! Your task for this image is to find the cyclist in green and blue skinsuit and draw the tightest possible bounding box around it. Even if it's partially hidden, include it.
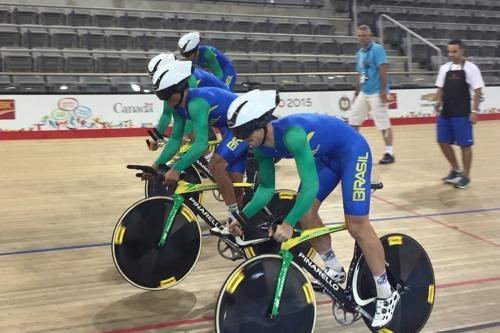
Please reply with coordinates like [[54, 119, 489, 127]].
[[178, 32, 237, 91], [226, 89, 400, 330], [152, 60, 248, 232], [146, 53, 229, 156]]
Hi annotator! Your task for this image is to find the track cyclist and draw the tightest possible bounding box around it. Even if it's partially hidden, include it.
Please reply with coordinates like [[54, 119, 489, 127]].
[[178, 31, 237, 91], [152, 60, 247, 232], [226, 89, 401, 329], [146, 53, 229, 157]]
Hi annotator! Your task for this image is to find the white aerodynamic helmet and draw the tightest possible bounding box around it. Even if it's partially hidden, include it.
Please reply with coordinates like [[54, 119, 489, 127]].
[[152, 60, 193, 101], [178, 31, 201, 55], [147, 53, 176, 78], [227, 89, 280, 139]]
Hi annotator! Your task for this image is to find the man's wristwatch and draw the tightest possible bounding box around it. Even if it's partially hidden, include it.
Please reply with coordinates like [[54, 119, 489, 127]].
[[471, 109, 479, 114]]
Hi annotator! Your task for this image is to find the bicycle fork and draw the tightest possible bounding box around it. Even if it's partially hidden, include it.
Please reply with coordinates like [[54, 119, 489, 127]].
[[158, 194, 184, 247], [268, 249, 294, 319]]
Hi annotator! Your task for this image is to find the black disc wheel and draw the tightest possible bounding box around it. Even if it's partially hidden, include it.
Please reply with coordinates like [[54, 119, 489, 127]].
[[248, 190, 315, 258], [215, 255, 316, 333], [112, 196, 202, 290], [144, 165, 202, 203], [354, 233, 435, 332]]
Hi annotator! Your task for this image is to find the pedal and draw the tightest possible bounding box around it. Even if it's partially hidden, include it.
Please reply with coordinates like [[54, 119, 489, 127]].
[[332, 301, 360, 326], [217, 238, 244, 261]]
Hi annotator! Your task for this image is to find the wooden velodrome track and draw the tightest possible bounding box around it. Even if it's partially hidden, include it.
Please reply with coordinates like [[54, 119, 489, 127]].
[[1, 121, 499, 333]]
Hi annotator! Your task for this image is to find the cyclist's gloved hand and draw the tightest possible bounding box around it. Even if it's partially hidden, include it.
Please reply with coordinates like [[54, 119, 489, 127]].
[[271, 223, 294, 242]]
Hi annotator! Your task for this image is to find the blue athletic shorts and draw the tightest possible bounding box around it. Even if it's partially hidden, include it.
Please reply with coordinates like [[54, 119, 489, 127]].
[[303, 140, 372, 216], [215, 129, 247, 173], [436, 115, 473, 147]]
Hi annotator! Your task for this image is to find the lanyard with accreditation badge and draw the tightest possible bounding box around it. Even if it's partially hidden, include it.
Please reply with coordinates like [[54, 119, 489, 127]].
[[358, 42, 374, 84]]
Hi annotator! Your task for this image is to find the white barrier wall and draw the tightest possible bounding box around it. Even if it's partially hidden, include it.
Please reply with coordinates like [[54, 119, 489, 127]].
[[1, 87, 499, 132], [274, 87, 499, 120]]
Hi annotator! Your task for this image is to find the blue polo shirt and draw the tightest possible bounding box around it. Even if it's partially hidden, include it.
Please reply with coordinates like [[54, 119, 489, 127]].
[[355, 42, 389, 94]]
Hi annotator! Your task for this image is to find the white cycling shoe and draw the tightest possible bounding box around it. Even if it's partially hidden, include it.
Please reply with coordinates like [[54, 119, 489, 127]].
[[210, 223, 231, 236], [371, 290, 401, 328]]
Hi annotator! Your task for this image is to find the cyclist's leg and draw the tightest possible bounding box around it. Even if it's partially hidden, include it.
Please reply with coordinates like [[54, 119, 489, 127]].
[[340, 140, 399, 327], [227, 160, 246, 205], [339, 142, 386, 276], [300, 158, 338, 251], [209, 131, 248, 207], [300, 158, 345, 276]]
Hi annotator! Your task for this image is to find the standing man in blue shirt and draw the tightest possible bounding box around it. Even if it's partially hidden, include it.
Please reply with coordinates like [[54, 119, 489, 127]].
[[349, 25, 395, 165]]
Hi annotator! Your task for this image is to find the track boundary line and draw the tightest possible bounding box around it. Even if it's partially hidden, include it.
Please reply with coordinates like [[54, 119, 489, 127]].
[[2, 206, 499, 256]]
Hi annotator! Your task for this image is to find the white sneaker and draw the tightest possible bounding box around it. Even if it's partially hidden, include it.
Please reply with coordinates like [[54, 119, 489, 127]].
[[371, 290, 400, 328], [311, 267, 346, 291], [210, 223, 230, 236]]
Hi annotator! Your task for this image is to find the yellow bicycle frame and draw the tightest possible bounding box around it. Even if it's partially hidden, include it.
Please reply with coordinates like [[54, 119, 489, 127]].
[[174, 180, 253, 195], [281, 224, 348, 251], [177, 139, 220, 154]]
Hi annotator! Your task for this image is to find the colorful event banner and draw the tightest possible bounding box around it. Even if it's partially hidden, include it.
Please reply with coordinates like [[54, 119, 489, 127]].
[[0, 96, 159, 131], [1, 87, 499, 139]]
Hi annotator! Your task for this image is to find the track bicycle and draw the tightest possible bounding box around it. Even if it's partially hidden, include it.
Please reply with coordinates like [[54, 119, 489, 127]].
[[215, 183, 435, 333], [112, 165, 314, 290]]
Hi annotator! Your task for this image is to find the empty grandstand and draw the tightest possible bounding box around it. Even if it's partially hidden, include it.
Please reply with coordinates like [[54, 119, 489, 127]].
[[0, 0, 498, 93]]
